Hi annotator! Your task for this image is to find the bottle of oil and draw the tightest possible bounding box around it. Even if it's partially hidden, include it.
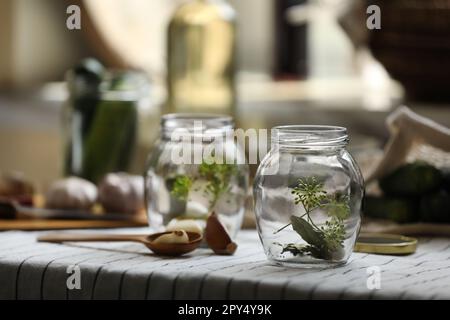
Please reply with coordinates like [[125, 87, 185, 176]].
[[167, 0, 236, 116]]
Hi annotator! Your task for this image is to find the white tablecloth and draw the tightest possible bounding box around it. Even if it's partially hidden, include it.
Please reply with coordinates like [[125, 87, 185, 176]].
[[0, 229, 449, 300]]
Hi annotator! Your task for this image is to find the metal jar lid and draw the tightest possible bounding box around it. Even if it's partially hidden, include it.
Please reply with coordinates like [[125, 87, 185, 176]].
[[354, 233, 418, 255]]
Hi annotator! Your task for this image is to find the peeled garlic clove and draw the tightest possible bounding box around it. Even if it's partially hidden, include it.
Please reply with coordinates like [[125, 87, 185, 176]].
[[205, 212, 237, 255], [152, 230, 189, 244], [185, 201, 209, 219], [166, 219, 203, 235], [46, 177, 97, 210]]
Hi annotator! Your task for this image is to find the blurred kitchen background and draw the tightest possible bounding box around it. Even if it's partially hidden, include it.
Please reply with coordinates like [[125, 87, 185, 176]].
[[1, 0, 450, 189]]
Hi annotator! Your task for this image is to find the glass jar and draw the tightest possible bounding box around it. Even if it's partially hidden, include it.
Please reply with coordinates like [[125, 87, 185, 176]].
[[145, 114, 248, 238], [64, 65, 150, 183], [253, 126, 364, 268]]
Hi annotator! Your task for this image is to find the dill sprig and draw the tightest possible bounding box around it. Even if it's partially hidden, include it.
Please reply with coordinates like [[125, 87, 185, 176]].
[[170, 159, 237, 211], [275, 177, 350, 260], [171, 175, 192, 201]]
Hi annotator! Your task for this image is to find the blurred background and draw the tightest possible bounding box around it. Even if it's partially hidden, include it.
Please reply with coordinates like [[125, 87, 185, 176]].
[[1, 0, 450, 189]]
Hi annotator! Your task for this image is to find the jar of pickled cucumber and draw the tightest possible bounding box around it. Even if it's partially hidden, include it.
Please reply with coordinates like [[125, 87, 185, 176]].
[[64, 59, 150, 183]]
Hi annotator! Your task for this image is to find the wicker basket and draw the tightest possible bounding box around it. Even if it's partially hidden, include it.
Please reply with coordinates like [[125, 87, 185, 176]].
[[368, 0, 450, 101]]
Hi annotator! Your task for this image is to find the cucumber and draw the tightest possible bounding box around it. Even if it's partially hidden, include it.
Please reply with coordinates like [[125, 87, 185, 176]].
[[441, 168, 450, 192], [65, 64, 142, 182], [364, 195, 419, 223], [420, 189, 450, 223], [80, 100, 137, 183], [379, 162, 442, 196]]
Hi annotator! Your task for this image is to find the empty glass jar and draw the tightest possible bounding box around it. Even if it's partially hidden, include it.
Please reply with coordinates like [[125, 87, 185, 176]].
[[253, 126, 364, 268], [145, 114, 248, 238]]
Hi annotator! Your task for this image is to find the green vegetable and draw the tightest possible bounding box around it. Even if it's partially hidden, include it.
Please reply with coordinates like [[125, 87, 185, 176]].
[[198, 161, 237, 209], [325, 195, 351, 220], [171, 175, 192, 201], [65, 65, 140, 183], [320, 217, 347, 252], [364, 195, 418, 223], [291, 215, 324, 250], [370, 164, 450, 224], [170, 160, 237, 211], [442, 169, 450, 192], [65, 59, 105, 175], [291, 178, 327, 212], [420, 189, 450, 223], [275, 177, 350, 260], [379, 162, 442, 196], [80, 100, 137, 183]]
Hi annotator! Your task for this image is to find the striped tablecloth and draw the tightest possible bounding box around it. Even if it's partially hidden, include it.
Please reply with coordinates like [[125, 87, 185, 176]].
[[0, 229, 449, 300]]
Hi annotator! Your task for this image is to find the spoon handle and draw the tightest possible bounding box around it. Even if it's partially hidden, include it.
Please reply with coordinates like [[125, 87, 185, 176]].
[[37, 233, 146, 243]]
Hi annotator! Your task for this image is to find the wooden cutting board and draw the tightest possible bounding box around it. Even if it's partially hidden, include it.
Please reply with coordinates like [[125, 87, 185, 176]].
[[0, 217, 148, 231]]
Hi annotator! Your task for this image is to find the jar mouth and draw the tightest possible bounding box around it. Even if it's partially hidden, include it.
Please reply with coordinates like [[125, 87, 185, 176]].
[[271, 125, 348, 148], [100, 70, 149, 101], [162, 113, 234, 139]]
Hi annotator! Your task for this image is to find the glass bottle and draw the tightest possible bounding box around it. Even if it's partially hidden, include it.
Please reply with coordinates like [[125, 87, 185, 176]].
[[167, 0, 236, 116], [253, 126, 364, 268]]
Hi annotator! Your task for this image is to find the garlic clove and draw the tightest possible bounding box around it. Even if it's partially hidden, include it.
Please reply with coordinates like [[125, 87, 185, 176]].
[[146, 231, 203, 256], [166, 219, 203, 235], [185, 200, 209, 219], [152, 230, 189, 244], [205, 212, 237, 255]]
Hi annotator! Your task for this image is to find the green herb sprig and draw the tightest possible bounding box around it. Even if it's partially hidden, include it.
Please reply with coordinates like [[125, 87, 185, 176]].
[[198, 161, 237, 209], [274, 177, 350, 260], [170, 160, 237, 211], [171, 175, 192, 201]]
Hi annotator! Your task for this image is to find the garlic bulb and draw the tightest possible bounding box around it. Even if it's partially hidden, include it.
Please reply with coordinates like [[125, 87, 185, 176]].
[[152, 230, 189, 244], [98, 173, 144, 214], [0, 172, 34, 197], [46, 177, 97, 210]]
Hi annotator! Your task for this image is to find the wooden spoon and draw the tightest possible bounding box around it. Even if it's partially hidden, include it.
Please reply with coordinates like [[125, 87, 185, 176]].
[[37, 231, 202, 256]]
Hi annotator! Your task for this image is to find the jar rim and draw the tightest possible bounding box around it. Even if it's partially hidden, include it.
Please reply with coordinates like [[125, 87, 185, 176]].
[[271, 125, 348, 148], [161, 113, 234, 139], [162, 113, 233, 124], [99, 70, 149, 101]]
